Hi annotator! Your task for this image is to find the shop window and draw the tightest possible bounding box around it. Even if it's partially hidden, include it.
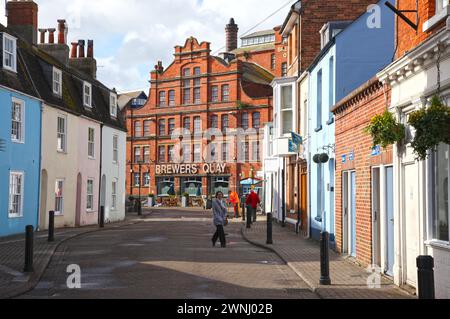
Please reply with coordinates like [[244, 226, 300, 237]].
[[157, 177, 175, 197]]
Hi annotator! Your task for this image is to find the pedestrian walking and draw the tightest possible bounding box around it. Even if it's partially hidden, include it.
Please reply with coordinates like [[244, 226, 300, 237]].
[[229, 190, 240, 219], [246, 185, 260, 223], [212, 191, 228, 248]]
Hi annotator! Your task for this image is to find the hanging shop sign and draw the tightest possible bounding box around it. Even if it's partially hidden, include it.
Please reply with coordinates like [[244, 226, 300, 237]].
[[156, 163, 228, 176]]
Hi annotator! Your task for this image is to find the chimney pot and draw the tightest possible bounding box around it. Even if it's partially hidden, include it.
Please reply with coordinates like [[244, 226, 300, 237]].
[[48, 28, 56, 44], [70, 42, 78, 58], [78, 40, 85, 58], [57, 19, 67, 44], [38, 28, 47, 44], [87, 40, 94, 58]]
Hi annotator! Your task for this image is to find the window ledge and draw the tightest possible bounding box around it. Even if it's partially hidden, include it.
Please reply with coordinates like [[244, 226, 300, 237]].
[[425, 240, 450, 251], [423, 6, 450, 32]]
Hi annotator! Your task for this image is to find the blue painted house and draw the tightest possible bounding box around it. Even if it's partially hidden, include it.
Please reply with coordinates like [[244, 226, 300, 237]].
[[0, 27, 42, 237], [307, 0, 395, 244]]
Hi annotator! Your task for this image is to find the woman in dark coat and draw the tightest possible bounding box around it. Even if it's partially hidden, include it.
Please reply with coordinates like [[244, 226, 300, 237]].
[[212, 191, 228, 248]]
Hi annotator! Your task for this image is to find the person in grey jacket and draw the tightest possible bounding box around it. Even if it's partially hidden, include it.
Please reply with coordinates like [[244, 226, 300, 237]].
[[212, 191, 228, 248]]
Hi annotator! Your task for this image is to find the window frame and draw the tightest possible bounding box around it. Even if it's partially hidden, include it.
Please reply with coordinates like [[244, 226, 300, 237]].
[[11, 97, 25, 144], [111, 179, 118, 211], [211, 86, 219, 103], [88, 127, 95, 159], [241, 113, 249, 131], [158, 119, 166, 136], [55, 179, 64, 216], [168, 90, 175, 107], [113, 135, 119, 164], [134, 146, 141, 163], [159, 91, 167, 107], [86, 179, 95, 212], [53, 67, 63, 97], [83, 82, 92, 108], [280, 84, 294, 136], [8, 171, 24, 218], [57, 115, 67, 153], [110, 92, 117, 117], [158, 145, 166, 163], [222, 84, 230, 102], [3, 33, 17, 73]]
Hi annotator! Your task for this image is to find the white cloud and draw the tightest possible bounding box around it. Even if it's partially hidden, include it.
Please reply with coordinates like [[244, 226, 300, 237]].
[[1, 0, 294, 91]]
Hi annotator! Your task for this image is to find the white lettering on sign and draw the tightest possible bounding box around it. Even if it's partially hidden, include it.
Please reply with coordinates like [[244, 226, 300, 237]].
[[156, 163, 227, 175]]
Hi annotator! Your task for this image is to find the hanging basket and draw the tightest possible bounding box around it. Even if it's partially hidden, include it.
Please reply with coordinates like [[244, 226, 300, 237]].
[[408, 96, 450, 161], [365, 110, 406, 148]]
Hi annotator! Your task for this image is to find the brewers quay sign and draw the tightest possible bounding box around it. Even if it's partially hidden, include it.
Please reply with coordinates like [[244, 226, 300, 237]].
[[156, 163, 228, 175]]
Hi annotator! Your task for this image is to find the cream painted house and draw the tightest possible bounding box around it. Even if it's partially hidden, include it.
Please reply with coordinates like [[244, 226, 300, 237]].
[[378, 16, 450, 298]]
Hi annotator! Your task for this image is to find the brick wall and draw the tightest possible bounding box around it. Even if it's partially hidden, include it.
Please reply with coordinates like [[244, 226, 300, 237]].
[[300, 0, 380, 72], [333, 79, 393, 266], [396, 0, 446, 58]]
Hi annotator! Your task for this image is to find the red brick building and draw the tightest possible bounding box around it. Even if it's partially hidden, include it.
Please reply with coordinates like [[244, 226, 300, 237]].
[[126, 19, 287, 200], [332, 78, 393, 269]]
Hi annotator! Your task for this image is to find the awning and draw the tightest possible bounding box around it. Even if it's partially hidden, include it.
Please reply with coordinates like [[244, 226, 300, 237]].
[[240, 178, 263, 186]]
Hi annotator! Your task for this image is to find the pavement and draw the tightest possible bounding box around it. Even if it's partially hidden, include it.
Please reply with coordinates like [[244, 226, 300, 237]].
[[0, 212, 147, 299], [241, 218, 416, 299]]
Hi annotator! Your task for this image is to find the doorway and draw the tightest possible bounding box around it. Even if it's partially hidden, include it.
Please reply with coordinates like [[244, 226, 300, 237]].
[[403, 163, 420, 288], [386, 166, 395, 276], [39, 169, 48, 230], [342, 171, 356, 257], [75, 173, 82, 227], [372, 168, 381, 267]]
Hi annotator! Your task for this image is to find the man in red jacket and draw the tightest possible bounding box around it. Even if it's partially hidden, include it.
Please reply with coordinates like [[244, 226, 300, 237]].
[[246, 186, 260, 223]]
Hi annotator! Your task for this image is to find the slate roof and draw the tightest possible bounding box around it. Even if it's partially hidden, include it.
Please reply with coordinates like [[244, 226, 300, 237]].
[[241, 29, 275, 39], [0, 23, 126, 132], [231, 42, 275, 55]]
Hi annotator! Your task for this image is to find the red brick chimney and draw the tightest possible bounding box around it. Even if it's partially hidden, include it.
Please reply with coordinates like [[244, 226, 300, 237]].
[[38, 28, 47, 44], [78, 40, 86, 58], [70, 42, 78, 58], [6, 0, 39, 44], [225, 18, 239, 52], [70, 39, 97, 79], [48, 28, 56, 44]]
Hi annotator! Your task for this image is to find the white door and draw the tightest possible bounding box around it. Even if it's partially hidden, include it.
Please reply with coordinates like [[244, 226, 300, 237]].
[[403, 163, 420, 287]]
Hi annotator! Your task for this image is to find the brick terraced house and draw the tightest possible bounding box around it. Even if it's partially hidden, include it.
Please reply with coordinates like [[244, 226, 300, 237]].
[[126, 19, 287, 202]]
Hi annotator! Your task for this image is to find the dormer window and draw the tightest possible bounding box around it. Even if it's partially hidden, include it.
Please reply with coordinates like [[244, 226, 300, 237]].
[[3, 33, 17, 73], [320, 25, 330, 49], [53, 67, 62, 97], [83, 82, 92, 108], [110, 93, 117, 117]]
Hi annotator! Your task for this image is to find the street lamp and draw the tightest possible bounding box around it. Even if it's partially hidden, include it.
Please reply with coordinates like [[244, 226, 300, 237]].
[[137, 160, 144, 216]]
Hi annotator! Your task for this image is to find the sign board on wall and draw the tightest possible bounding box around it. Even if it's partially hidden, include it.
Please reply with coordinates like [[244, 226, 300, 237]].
[[156, 163, 228, 176]]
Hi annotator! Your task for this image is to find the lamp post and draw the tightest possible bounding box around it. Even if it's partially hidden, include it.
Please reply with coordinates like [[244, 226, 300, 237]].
[[137, 161, 143, 216]]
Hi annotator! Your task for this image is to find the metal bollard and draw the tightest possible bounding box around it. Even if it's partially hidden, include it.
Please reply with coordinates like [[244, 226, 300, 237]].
[[266, 212, 273, 245], [320, 231, 331, 285], [242, 198, 246, 222], [100, 206, 105, 228], [48, 211, 55, 242], [417, 256, 435, 299], [24, 225, 34, 273], [246, 206, 252, 229]]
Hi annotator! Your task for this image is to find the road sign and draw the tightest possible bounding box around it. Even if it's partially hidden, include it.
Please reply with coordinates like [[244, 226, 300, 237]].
[[291, 132, 303, 146]]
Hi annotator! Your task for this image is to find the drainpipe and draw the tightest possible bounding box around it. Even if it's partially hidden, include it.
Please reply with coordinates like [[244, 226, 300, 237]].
[[98, 123, 104, 225], [281, 158, 286, 227]]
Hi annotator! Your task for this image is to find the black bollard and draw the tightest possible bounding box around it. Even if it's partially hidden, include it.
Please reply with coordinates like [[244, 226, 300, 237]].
[[24, 225, 34, 273], [48, 211, 55, 242], [417, 256, 435, 299], [320, 231, 331, 285], [242, 198, 246, 222], [100, 206, 105, 228], [246, 206, 252, 229], [266, 212, 273, 245]]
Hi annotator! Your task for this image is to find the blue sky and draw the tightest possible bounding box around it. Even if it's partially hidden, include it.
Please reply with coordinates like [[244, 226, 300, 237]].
[[1, 0, 295, 91]]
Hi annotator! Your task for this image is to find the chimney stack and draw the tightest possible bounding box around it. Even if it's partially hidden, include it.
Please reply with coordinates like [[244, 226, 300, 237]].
[[48, 28, 56, 44], [38, 19, 70, 66], [6, 0, 39, 44], [57, 19, 67, 45], [225, 18, 238, 53], [69, 39, 97, 79]]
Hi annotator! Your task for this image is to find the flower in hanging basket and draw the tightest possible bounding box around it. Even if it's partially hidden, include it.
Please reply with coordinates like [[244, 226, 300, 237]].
[[408, 96, 450, 161], [365, 110, 406, 149]]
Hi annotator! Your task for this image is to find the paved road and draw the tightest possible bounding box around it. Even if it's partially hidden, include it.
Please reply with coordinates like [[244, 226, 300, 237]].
[[19, 209, 318, 299]]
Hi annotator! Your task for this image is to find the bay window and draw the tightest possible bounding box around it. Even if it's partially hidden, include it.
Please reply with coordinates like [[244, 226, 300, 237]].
[[281, 85, 293, 135], [431, 143, 449, 242]]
